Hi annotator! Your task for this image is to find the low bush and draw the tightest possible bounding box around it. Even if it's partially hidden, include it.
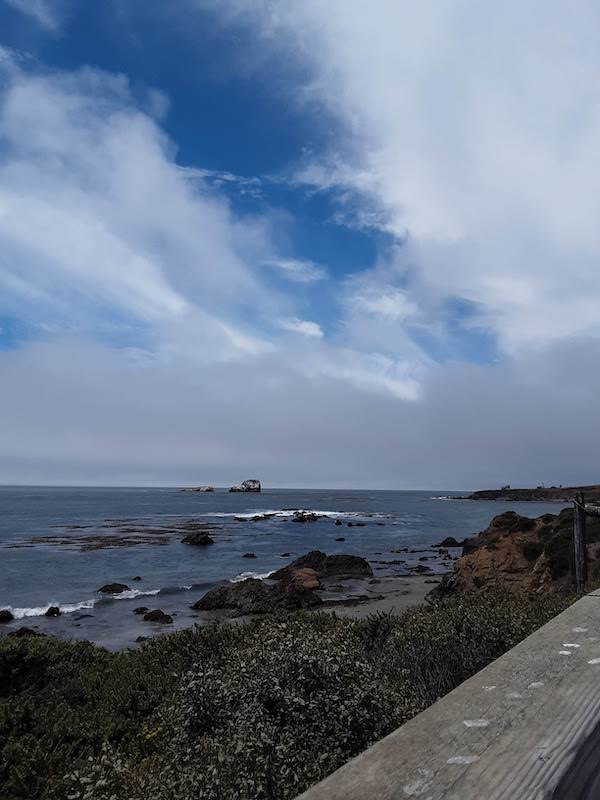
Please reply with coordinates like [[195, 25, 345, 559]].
[[0, 593, 570, 800]]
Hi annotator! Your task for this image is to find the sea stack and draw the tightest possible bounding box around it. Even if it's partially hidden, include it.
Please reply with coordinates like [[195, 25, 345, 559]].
[[229, 479, 261, 493]]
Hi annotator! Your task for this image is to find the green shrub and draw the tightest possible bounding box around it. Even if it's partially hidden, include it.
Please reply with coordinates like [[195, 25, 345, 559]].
[[0, 594, 570, 800]]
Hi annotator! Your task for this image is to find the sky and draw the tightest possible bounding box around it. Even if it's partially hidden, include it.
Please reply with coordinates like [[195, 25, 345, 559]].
[[1, 0, 600, 489]]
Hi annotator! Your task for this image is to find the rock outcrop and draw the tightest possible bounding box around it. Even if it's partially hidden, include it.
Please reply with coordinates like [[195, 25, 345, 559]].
[[271, 550, 373, 582], [229, 479, 261, 493], [44, 606, 60, 617], [0, 609, 14, 623], [98, 583, 130, 594], [7, 626, 42, 637], [435, 537, 468, 548], [192, 577, 322, 616], [143, 609, 173, 623], [431, 508, 600, 599], [181, 532, 214, 546], [182, 486, 215, 492]]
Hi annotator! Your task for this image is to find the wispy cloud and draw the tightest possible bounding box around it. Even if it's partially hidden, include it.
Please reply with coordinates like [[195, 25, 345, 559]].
[[277, 317, 323, 338], [4, 0, 63, 31], [265, 257, 326, 283], [180, 166, 263, 198]]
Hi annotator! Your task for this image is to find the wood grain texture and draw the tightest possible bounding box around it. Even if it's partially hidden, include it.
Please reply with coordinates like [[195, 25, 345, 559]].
[[297, 595, 600, 800]]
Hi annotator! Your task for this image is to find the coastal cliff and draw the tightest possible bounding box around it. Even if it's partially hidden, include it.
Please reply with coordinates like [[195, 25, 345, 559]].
[[433, 508, 600, 598], [465, 484, 600, 502]]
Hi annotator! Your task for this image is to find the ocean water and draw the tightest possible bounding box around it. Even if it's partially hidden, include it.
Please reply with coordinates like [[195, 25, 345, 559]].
[[0, 486, 568, 649]]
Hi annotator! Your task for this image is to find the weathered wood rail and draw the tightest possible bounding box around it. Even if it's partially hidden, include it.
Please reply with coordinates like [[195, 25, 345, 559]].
[[573, 492, 600, 592], [296, 593, 600, 800]]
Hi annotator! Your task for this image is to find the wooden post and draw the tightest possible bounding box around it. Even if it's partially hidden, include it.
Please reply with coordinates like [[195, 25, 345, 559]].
[[574, 492, 588, 592]]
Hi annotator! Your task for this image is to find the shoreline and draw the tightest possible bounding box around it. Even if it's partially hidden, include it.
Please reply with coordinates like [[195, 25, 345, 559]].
[[0, 574, 442, 650]]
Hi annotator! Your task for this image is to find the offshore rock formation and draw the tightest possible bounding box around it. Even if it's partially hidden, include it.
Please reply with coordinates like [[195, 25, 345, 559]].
[[182, 486, 215, 492], [431, 508, 600, 598], [229, 479, 261, 493]]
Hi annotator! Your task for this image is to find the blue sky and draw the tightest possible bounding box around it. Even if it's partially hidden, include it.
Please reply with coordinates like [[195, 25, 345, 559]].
[[1, 1, 600, 487]]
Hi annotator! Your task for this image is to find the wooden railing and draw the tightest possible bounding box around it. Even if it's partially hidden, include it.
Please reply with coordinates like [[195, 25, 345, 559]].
[[573, 492, 600, 592]]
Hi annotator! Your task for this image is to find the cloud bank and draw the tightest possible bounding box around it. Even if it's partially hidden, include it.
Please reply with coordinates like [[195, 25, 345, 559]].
[[2, 2, 600, 488]]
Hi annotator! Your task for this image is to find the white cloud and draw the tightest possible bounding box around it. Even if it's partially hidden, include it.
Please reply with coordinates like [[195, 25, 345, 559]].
[[213, 1, 600, 354], [277, 317, 323, 338], [349, 287, 418, 321], [265, 257, 326, 283], [0, 57, 281, 359]]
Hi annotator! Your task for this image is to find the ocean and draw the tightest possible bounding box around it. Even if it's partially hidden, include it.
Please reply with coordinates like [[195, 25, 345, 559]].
[[0, 486, 568, 649]]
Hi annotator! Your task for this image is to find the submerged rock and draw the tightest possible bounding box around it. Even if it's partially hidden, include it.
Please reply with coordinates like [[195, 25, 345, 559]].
[[435, 537, 467, 548], [0, 609, 15, 623], [98, 583, 130, 594], [229, 479, 261, 493], [181, 532, 214, 546], [242, 552, 257, 559], [143, 609, 173, 623], [133, 606, 149, 615]]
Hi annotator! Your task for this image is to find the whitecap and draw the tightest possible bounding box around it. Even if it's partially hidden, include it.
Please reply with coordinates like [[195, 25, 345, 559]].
[[7, 599, 96, 619], [231, 570, 275, 583]]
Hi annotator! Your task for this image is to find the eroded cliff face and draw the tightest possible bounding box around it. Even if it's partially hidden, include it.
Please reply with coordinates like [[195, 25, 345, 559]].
[[432, 509, 600, 598]]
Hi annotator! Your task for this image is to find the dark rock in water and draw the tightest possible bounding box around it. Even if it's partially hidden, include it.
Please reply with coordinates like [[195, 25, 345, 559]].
[[132, 576, 142, 581], [181, 532, 214, 546], [335, 536, 346, 541], [271, 550, 373, 581], [8, 626, 42, 637], [98, 583, 130, 594], [133, 606, 149, 615], [292, 511, 324, 523], [334, 519, 343, 526], [243, 552, 257, 559], [435, 536, 471, 549], [279, 552, 290, 557], [193, 578, 274, 615], [136, 635, 149, 642], [0, 609, 14, 623], [143, 609, 173, 623], [412, 564, 433, 574], [229, 479, 261, 493], [347, 522, 354, 527], [192, 576, 322, 616], [376, 522, 385, 526], [44, 606, 60, 617], [182, 486, 215, 492]]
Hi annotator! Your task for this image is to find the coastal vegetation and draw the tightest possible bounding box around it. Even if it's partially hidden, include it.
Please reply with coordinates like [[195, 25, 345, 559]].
[[0, 593, 570, 800]]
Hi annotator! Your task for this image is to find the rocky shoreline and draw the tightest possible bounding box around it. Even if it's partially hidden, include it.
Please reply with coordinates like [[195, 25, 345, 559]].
[[457, 484, 600, 502]]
